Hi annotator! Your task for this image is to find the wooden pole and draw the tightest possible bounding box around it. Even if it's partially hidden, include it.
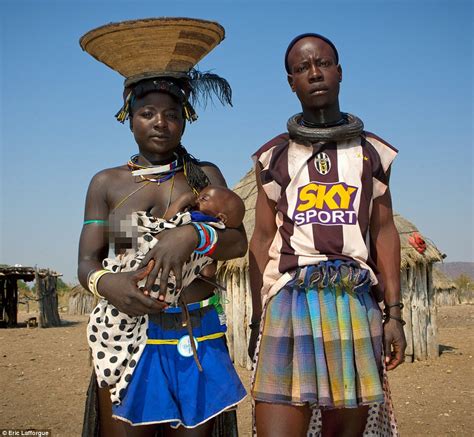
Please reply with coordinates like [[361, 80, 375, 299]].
[[4, 278, 18, 327], [245, 268, 253, 370], [231, 271, 244, 367], [225, 271, 235, 362], [401, 268, 413, 361], [233, 269, 247, 368], [426, 265, 438, 358], [35, 269, 47, 328], [35, 269, 61, 328], [0, 279, 5, 325]]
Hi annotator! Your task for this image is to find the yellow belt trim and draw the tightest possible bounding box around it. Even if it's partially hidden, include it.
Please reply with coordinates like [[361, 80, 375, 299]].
[[146, 332, 225, 345]]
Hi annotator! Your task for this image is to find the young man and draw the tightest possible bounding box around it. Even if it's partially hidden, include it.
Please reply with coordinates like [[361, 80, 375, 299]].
[[249, 33, 406, 436]]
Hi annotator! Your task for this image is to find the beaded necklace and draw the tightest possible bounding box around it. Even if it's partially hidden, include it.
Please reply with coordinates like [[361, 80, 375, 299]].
[[127, 153, 183, 177], [110, 154, 180, 213]]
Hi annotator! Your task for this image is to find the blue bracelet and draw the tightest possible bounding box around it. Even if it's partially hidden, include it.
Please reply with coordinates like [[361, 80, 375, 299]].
[[195, 224, 218, 255], [191, 223, 206, 249]]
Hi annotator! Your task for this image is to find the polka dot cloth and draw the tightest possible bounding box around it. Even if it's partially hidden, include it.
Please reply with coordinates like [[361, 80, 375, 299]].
[[89, 211, 224, 404], [87, 301, 147, 404]]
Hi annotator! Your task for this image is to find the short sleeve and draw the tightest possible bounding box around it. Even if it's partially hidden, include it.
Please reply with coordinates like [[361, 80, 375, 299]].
[[252, 133, 288, 203], [363, 132, 398, 199]]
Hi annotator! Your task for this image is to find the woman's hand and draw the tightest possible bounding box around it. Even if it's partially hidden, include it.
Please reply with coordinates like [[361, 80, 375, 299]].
[[139, 225, 199, 297], [98, 261, 168, 316]]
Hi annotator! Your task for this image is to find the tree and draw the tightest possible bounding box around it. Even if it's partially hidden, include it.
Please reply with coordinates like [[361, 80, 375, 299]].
[[56, 277, 70, 292], [455, 274, 472, 291]]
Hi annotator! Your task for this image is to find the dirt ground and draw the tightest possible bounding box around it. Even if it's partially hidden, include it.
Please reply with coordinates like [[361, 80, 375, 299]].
[[0, 305, 472, 437]]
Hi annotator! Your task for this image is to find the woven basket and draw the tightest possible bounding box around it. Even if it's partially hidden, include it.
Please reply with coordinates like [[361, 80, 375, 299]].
[[80, 17, 225, 86]]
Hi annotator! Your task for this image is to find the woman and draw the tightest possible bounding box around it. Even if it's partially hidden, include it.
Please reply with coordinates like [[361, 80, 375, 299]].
[[78, 18, 247, 437]]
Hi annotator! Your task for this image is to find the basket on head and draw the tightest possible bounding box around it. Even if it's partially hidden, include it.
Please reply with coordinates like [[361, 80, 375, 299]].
[[79, 17, 225, 87]]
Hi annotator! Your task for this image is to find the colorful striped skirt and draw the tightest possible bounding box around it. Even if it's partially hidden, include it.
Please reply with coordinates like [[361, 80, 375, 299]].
[[252, 260, 384, 408]]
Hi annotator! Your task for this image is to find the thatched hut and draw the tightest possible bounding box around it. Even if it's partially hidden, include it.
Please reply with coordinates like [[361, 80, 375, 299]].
[[218, 169, 444, 369], [0, 265, 62, 328], [68, 284, 95, 315], [432, 268, 459, 306]]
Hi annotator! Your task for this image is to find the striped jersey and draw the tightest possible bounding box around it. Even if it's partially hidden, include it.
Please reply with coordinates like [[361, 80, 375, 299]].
[[253, 131, 398, 302]]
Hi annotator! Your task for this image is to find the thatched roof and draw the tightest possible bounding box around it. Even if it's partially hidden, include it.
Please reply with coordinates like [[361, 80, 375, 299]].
[[220, 168, 444, 272], [69, 284, 89, 297], [432, 267, 457, 291], [395, 215, 444, 268], [0, 266, 62, 282]]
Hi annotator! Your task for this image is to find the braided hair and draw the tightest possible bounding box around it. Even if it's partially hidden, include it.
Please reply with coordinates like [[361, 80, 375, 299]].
[[176, 144, 210, 194]]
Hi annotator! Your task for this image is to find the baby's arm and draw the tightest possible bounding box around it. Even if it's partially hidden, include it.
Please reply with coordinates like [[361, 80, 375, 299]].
[[163, 191, 197, 220]]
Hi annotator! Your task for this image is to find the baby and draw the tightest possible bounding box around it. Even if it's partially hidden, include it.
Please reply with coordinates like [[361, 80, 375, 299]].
[[103, 185, 245, 304], [165, 185, 245, 228]]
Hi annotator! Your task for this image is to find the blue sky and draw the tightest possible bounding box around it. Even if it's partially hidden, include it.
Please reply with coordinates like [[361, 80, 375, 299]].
[[1, 0, 472, 283]]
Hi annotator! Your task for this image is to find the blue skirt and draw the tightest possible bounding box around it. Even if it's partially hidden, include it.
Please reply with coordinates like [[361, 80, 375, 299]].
[[112, 304, 246, 428]]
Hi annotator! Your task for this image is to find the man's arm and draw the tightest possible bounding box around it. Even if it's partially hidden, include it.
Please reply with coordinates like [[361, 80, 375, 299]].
[[370, 187, 407, 370], [248, 163, 278, 357]]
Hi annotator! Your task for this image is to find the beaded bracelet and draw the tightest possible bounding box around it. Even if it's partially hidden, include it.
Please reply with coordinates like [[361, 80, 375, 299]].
[[86, 268, 96, 285], [190, 223, 205, 248], [87, 269, 110, 299], [383, 314, 406, 326], [384, 302, 404, 313], [195, 223, 211, 251], [194, 223, 217, 256], [205, 224, 218, 255]]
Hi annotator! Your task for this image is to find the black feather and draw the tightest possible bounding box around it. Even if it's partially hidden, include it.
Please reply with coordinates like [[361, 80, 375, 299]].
[[188, 69, 233, 108]]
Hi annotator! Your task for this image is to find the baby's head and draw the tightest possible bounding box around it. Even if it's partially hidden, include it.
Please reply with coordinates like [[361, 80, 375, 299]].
[[196, 186, 245, 228]]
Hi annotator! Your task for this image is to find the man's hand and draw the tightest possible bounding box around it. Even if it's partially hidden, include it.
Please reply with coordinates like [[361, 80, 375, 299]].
[[383, 319, 407, 370]]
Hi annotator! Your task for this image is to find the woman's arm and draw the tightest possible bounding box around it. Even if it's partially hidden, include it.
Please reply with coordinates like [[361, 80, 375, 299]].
[[370, 188, 407, 370], [78, 171, 167, 316], [248, 163, 278, 357], [77, 171, 111, 287]]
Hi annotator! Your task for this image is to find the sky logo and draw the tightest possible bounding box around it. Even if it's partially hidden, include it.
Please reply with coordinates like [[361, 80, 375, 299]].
[[293, 182, 358, 226]]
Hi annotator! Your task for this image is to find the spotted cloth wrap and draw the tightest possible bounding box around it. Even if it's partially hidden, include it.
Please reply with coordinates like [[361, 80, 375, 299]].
[[88, 211, 224, 405]]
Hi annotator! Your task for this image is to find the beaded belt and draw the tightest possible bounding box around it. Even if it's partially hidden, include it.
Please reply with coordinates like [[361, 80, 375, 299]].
[[163, 293, 220, 313]]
